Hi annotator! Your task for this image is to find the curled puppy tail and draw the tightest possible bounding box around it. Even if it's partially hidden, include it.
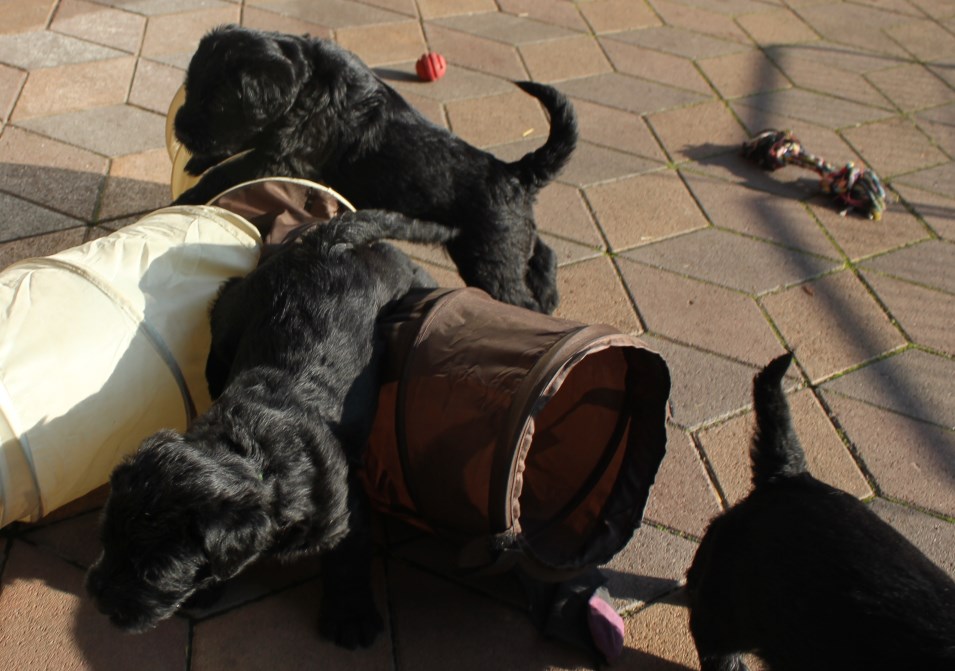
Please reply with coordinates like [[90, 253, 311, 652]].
[[750, 353, 808, 487], [510, 81, 578, 192], [322, 209, 456, 248]]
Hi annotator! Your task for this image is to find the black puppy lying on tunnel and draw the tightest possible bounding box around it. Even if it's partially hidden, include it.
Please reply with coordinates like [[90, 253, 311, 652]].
[[87, 210, 439, 648]]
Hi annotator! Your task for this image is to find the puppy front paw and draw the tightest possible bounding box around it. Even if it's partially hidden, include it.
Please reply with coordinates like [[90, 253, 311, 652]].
[[319, 588, 384, 649]]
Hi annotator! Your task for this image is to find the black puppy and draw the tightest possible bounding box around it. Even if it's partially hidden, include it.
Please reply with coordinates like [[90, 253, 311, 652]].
[[86, 211, 439, 647], [686, 353, 955, 671], [172, 25, 578, 314]]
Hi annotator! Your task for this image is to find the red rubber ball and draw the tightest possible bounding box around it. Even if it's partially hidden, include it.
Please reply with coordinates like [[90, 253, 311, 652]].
[[416, 52, 447, 82]]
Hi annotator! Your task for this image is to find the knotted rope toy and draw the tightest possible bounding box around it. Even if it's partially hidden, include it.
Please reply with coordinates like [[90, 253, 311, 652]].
[[741, 129, 886, 221]]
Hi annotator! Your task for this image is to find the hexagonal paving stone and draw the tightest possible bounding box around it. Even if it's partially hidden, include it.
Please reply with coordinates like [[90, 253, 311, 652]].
[[0, 542, 188, 671], [697, 388, 872, 506], [139, 5, 240, 67], [640, 335, 766, 432], [18, 104, 165, 157], [191, 566, 393, 671], [128, 58, 185, 116], [585, 170, 709, 251], [21, 509, 103, 568], [0, 63, 24, 125], [97, 147, 173, 221], [697, 48, 791, 100], [821, 348, 955, 429], [557, 72, 709, 116], [622, 227, 838, 295], [619, 596, 702, 670], [553, 255, 642, 334], [737, 8, 818, 45], [683, 172, 839, 259], [798, 2, 913, 58], [892, 183, 955, 241], [557, 142, 662, 188], [600, 37, 712, 95], [648, 100, 750, 163], [497, 0, 589, 32], [914, 104, 955, 157], [602, 524, 698, 613], [0, 0, 57, 35], [578, 0, 659, 34], [432, 11, 578, 45], [11, 56, 136, 122], [570, 98, 667, 161], [91, 0, 237, 16], [0, 127, 107, 221], [866, 63, 955, 112], [843, 118, 948, 178], [445, 90, 546, 148], [894, 162, 955, 199], [241, 5, 331, 35], [860, 239, 955, 294], [769, 53, 894, 110], [387, 561, 595, 671], [519, 35, 613, 83], [868, 498, 955, 578], [618, 259, 784, 367], [885, 18, 955, 62], [417, 0, 496, 20], [0, 225, 87, 268], [0, 31, 125, 70], [533, 182, 604, 248], [50, 0, 146, 53], [761, 270, 907, 382], [607, 25, 749, 60], [650, 0, 751, 44], [336, 21, 425, 67], [424, 23, 527, 80], [388, 63, 513, 102], [864, 273, 955, 356], [0, 191, 86, 243], [734, 88, 895, 130], [808, 193, 932, 262], [824, 393, 955, 516]]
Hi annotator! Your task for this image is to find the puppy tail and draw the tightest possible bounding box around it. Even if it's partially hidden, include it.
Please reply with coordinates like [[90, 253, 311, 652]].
[[510, 81, 578, 191], [750, 352, 809, 487], [322, 209, 455, 247]]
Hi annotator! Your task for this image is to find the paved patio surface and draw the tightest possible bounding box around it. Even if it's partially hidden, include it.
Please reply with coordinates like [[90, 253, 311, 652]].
[[1, 0, 953, 669]]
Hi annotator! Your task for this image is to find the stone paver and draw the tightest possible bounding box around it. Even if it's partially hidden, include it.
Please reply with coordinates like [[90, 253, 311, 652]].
[[762, 270, 907, 382], [697, 388, 872, 506], [1, 2, 953, 670]]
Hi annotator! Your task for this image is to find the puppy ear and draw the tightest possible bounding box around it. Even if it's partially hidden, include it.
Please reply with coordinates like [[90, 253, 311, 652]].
[[239, 39, 305, 126], [202, 504, 272, 580]]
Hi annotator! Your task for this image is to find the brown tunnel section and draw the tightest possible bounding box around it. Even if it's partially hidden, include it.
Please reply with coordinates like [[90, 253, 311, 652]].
[[361, 288, 670, 575], [512, 346, 632, 569]]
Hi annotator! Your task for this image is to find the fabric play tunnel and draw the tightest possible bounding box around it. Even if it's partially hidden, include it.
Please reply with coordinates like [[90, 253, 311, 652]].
[[0, 207, 261, 526], [0, 179, 355, 528], [363, 288, 671, 578]]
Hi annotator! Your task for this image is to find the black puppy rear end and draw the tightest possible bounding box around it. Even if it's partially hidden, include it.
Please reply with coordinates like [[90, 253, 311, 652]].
[[686, 353, 955, 671]]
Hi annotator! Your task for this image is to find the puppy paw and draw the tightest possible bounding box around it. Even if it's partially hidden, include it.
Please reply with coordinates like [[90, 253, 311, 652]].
[[319, 590, 384, 649]]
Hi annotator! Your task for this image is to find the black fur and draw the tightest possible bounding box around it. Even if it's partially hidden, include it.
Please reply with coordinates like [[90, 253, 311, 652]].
[[172, 24, 578, 313], [686, 353, 955, 671], [87, 211, 438, 648]]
